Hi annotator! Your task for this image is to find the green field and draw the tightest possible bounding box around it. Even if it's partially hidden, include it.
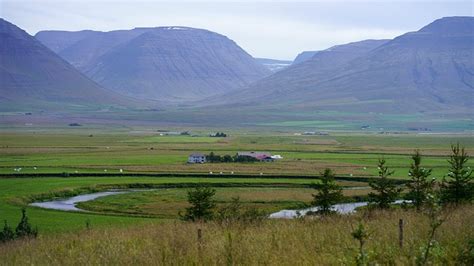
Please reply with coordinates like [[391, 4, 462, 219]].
[[1, 176, 345, 233], [0, 129, 472, 265], [1, 131, 472, 178], [0, 130, 472, 233]]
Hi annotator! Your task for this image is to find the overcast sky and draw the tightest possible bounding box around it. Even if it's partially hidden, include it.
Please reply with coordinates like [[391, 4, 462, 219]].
[[1, 0, 472, 60]]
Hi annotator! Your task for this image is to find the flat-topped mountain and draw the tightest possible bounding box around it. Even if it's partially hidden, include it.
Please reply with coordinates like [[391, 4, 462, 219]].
[[36, 27, 270, 102], [0, 19, 135, 110]]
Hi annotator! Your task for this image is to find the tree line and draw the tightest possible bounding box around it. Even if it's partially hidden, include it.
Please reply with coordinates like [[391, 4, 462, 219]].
[[313, 143, 472, 214], [183, 143, 472, 221], [206, 152, 259, 163]]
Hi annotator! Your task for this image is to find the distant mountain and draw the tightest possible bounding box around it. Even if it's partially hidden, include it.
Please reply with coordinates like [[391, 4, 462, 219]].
[[0, 19, 136, 110], [36, 27, 270, 102], [208, 17, 473, 114], [292, 51, 318, 64], [210, 39, 388, 105], [256, 58, 292, 72], [36, 28, 152, 71]]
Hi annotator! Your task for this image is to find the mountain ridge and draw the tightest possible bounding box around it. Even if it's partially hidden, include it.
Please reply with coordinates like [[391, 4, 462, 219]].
[[202, 16, 473, 114], [0, 19, 144, 110], [36, 26, 271, 102]]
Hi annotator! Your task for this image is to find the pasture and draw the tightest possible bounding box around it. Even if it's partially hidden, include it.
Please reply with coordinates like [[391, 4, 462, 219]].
[[1, 131, 472, 178], [0, 129, 472, 265]]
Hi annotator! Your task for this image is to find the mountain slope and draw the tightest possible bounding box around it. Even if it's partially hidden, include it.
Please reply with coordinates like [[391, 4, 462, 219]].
[[36, 28, 152, 71], [36, 27, 271, 102], [292, 51, 318, 64], [210, 39, 388, 104], [0, 19, 136, 110], [209, 17, 473, 113]]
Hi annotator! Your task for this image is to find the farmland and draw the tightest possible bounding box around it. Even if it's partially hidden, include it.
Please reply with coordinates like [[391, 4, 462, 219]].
[[0, 129, 472, 230], [0, 129, 472, 264], [1, 130, 473, 178]]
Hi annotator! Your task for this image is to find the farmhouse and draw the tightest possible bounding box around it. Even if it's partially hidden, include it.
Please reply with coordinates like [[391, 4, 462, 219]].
[[188, 153, 206, 164], [237, 152, 282, 162]]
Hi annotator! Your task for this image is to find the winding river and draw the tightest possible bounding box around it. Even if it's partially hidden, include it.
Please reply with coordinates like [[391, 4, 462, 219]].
[[30, 191, 129, 211], [29, 190, 408, 218]]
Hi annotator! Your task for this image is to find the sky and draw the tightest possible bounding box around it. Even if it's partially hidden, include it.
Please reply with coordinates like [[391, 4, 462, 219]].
[[1, 0, 472, 60]]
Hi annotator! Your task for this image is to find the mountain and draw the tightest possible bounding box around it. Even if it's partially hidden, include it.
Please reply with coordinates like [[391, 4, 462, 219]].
[[292, 51, 318, 64], [36, 27, 271, 102], [0, 19, 137, 110], [208, 17, 473, 114], [35, 28, 152, 71], [256, 58, 292, 72], [210, 39, 388, 105]]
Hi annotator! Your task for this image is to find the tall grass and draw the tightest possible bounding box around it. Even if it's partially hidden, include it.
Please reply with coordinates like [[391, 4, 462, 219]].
[[1, 205, 472, 265]]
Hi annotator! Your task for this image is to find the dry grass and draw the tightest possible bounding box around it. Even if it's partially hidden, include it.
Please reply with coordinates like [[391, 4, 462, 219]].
[[1, 205, 472, 265]]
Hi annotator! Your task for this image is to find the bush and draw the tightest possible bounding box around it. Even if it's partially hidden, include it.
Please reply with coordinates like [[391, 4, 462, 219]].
[[216, 197, 266, 224], [15, 208, 38, 239], [0, 209, 38, 244], [181, 186, 216, 222], [0, 221, 14, 243]]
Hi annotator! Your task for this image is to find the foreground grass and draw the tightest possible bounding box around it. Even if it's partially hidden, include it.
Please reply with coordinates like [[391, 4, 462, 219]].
[[1, 206, 472, 265]]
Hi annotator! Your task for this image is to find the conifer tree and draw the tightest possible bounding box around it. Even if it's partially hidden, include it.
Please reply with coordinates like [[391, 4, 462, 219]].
[[182, 186, 216, 222], [441, 143, 473, 203], [0, 220, 15, 242], [368, 159, 402, 209], [406, 150, 435, 210], [312, 168, 343, 215], [15, 208, 38, 238]]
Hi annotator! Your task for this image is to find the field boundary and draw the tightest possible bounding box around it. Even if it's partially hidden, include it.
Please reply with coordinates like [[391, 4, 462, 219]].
[[0, 173, 409, 184]]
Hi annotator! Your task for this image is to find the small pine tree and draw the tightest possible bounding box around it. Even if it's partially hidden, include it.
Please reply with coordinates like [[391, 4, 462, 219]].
[[418, 193, 445, 265], [441, 143, 473, 204], [0, 220, 15, 243], [312, 168, 343, 215], [368, 159, 402, 209], [351, 222, 370, 266], [406, 150, 435, 210], [182, 186, 216, 222], [15, 208, 38, 238]]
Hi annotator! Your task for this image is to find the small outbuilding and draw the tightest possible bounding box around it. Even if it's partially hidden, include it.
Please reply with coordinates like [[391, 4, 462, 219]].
[[188, 153, 206, 164]]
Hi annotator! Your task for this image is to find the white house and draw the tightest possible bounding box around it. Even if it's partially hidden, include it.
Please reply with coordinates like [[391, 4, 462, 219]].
[[188, 153, 206, 164]]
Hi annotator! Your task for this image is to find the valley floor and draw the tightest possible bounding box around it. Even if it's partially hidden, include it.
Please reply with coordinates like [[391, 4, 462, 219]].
[[0, 128, 472, 264]]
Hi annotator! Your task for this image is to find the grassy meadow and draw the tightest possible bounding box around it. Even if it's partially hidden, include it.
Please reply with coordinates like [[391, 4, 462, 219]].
[[1, 131, 473, 178], [0, 129, 473, 264]]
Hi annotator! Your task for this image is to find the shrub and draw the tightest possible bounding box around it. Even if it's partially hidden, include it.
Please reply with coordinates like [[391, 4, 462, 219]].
[[0, 220, 15, 243], [15, 208, 38, 239], [181, 186, 216, 222]]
